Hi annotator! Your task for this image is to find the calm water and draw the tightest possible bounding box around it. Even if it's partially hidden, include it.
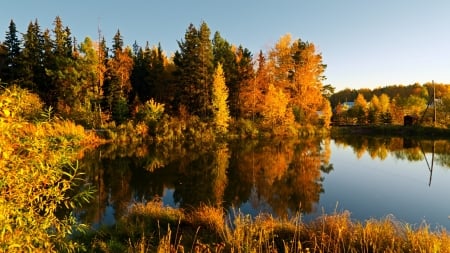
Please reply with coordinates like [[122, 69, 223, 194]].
[[77, 136, 450, 230]]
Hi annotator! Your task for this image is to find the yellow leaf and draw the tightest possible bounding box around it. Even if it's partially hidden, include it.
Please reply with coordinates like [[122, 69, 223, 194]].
[[2, 109, 10, 117]]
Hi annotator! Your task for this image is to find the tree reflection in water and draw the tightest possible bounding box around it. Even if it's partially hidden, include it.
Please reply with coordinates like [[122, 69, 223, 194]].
[[333, 135, 450, 187], [77, 137, 331, 225]]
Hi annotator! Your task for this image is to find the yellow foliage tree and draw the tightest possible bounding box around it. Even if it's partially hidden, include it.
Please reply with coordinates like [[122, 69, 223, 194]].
[[239, 51, 268, 120], [212, 63, 231, 134], [261, 83, 295, 135], [267, 34, 328, 126]]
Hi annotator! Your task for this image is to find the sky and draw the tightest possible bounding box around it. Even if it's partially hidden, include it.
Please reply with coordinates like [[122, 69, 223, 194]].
[[1, 0, 450, 92]]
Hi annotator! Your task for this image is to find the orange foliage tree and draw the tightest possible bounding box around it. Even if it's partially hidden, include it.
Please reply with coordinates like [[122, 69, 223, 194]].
[[267, 34, 330, 127]]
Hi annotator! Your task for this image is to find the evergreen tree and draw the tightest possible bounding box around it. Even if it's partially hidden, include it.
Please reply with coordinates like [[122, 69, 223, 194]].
[[20, 20, 45, 93], [53, 16, 72, 57], [131, 42, 166, 104], [3, 20, 22, 83], [234, 45, 254, 117], [45, 16, 78, 109], [131, 43, 150, 102], [112, 29, 123, 56], [212, 63, 230, 134], [0, 43, 7, 81], [174, 22, 214, 118]]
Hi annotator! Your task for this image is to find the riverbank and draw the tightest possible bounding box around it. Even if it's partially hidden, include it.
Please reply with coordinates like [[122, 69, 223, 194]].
[[331, 125, 450, 139], [75, 201, 450, 252]]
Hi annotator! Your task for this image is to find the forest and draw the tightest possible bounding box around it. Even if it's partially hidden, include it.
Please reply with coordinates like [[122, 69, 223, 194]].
[[330, 82, 450, 127], [0, 17, 332, 140]]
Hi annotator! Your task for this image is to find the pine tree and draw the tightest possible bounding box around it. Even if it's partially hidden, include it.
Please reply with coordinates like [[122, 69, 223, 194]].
[[212, 63, 230, 134]]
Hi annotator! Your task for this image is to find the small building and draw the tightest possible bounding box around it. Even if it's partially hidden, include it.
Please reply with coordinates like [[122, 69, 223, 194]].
[[403, 115, 418, 126]]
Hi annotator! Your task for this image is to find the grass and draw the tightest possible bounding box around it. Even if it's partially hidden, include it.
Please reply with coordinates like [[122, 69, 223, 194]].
[[77, 202, 450, 253]]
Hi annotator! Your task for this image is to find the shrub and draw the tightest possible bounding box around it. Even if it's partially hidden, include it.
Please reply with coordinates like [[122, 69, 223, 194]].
[[0, 87, 94, 252]]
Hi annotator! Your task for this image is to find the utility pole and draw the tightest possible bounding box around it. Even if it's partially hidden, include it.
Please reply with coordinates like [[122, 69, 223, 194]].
[[433, 80, 436, 127]]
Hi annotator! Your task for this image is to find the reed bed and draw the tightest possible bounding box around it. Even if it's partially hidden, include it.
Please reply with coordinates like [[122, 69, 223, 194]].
[[81, 202, 450, 253]]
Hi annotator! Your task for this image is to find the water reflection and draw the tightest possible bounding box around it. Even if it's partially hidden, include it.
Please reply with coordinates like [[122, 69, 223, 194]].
[[333, 136, 450, 186], [77, 135, 450, 229], [77, 137, 330, 225]]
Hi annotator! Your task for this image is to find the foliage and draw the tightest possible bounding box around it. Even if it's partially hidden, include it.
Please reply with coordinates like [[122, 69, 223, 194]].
[[0, 85, 43, 120], [211, 63, 230, 134], [136, 98, 165, 135], [261, 83, 296, 136], [0, 86, 94, 252], [267, 34, 328, 127]]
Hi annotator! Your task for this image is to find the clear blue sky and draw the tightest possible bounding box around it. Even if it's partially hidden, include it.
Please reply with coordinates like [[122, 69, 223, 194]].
[[1, 0, 450, 91]]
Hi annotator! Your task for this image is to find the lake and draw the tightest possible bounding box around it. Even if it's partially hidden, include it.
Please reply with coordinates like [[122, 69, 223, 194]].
[[77, 136, 450, 231]]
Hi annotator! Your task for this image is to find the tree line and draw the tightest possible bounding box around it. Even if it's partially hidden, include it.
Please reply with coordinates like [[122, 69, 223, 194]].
[[330, 82, 450, 126], [0, 17, 330, 137]]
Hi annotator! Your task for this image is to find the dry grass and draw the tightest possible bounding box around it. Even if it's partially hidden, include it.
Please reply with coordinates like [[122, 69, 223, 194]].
[[89, 204, 450, 253]]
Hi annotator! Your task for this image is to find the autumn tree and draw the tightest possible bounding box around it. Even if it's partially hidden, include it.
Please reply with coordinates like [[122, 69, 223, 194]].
[[212, 32, 254, 118], [239, 50, 267, 121], [104, 30, 134, 123], [213, 32, 236, 109], [73, 37, 106, 127], [379, 93, 392, 124], [267, 34, 329, 126], [348, 93, 368, 124], [212, 63, 230, 134], [261, 83, 295, 135], [368, 94, 381, 124]]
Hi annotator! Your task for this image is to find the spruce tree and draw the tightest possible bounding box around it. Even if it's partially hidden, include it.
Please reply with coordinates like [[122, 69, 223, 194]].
[[20, 20, 45, 93], [3, 20, 22, 83], [174, 22, 213, 118]]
